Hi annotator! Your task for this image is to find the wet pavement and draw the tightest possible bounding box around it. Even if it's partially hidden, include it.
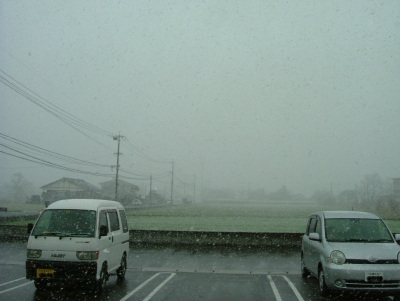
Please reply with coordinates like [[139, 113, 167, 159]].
[[0, 241, 398, 301]]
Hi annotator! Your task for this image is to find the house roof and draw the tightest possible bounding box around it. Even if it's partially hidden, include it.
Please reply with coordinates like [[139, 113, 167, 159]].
[[99, 179, 139, 191], [41, 177, 100, 191]]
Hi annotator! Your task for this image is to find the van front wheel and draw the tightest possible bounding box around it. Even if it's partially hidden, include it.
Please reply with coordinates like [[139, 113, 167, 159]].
[[117, 254, 127, 279], [34, 280, 49, 290], [97, 263, 108, 291]]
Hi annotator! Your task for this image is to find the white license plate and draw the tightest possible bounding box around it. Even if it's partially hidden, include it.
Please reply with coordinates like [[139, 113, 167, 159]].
[[365, 272, 383, 282]]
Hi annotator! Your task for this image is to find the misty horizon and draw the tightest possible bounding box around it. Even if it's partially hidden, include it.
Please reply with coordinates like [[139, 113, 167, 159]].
[[1, 1, 399, 198]]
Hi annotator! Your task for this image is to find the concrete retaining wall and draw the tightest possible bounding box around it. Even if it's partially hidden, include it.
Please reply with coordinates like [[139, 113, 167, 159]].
[[130, 230, 302, 247], [0, 225, 303, 247]]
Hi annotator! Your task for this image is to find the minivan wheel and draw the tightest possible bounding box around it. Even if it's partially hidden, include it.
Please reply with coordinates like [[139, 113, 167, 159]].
[[318, 267, 330, 297], [97, 263, 108, 291], [300, 255, 310, 278], [116, 254, 127, 279]]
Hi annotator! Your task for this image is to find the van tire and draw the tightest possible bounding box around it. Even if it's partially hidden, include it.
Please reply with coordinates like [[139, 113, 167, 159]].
[[97, 263, 108, 291], [34, 280, 49, 290], [117, 254, 127, 279]]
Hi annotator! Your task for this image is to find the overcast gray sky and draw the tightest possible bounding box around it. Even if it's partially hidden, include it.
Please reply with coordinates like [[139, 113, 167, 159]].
[[1, 0, 399, 197]]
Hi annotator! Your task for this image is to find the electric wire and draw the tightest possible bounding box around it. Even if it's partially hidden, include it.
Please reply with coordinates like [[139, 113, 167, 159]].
[[0, 150, 113, 177], [121, 137, 172, 164], [0, 133, 111, 168], [0, 70, 114, 136]]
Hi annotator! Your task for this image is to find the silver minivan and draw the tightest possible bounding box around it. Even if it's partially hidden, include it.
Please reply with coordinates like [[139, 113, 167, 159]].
[[26, 199, 129, 290], [301, 211, 400, 298]]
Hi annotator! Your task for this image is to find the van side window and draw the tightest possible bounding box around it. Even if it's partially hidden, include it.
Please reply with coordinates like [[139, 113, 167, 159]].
[[108, 211, 120, 232], [99, 211, 109, 234], [119, 210, 129, 233]]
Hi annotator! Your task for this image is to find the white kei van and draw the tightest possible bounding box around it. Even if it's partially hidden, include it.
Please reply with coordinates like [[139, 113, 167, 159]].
[[26, 199, 129, 290]]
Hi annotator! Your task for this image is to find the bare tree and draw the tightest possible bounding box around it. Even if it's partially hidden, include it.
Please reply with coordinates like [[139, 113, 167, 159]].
[[358, 173, 383, 204], [4, 173, 34, 203]]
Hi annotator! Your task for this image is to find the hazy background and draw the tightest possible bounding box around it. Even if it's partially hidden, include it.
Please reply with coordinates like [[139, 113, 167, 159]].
[[1, 0, 399, 198]]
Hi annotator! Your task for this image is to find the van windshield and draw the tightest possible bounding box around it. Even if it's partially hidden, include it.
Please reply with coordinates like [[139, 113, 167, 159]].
[[32, 209, 96, 238], [325, 218, 393, 243]]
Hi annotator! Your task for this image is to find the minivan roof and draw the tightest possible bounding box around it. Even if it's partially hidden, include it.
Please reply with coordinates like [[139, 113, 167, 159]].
[[320, 211, 380, 219], [46, 199, 124, 211]]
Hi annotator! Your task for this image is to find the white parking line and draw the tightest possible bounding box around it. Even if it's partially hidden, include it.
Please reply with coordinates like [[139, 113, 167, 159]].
[[0, 277, 25, 287], [282, 275, 304, 301], [143, 273, 176, 301], [267, 275, 282, 301], [0, 281, 31, 295], [120, 273, 177, 301], [120, 273, 161, 301]]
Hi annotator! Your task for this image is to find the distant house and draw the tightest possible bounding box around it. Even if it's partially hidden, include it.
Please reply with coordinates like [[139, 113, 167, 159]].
[[393, 178, 400, 196], [41, 178, 101, 203], [99, 179, 139, 204]]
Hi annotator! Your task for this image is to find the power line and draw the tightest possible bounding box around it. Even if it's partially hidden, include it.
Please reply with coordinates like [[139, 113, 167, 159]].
[[0, 69, 115, 138], [0, 150, 114, 177], [0, 46, 117, 132], [0, 132, 111, 168], [122, 137, 172, 164]]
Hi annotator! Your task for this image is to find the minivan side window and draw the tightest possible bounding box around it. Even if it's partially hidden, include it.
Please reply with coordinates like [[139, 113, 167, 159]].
[[119, 210, 129, 233], [108, 211, 120, 232], [315, 218, 322, 236], [99, 210, 109, 235], [308, 218, 317, 235]]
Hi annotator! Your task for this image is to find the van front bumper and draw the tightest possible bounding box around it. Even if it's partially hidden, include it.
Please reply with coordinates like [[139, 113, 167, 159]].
[[26, 259, 97, 283]]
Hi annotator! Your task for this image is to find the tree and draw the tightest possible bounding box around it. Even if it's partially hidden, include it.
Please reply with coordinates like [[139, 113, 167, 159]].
[[309, 190, 335, 204], [337, 189, 358, 204], [248, 189, 266, 201], [5, 173, 34, 202], [267, 185, 292, 201], [357, 173, 383, 204]]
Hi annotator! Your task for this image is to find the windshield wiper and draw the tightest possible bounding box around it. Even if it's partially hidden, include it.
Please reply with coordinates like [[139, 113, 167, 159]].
[[58, 232, 92, 239], [341, 238, 369, 242], [366, 239, 393, 243], [65, 232, 92, 236], [35, 232, 61, 238], [341, 238, 392, 243]]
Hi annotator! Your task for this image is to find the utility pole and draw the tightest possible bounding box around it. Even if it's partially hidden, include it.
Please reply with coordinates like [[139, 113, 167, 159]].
[[113, 133, 123, 202], [170, 160, 174, 205], [193, 175, 196, 203], [184, 176, 187, 196], [149, 174, 152, 206]]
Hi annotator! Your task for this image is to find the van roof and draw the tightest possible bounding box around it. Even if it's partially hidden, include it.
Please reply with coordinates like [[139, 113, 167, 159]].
[[46, 199, 124, 211]]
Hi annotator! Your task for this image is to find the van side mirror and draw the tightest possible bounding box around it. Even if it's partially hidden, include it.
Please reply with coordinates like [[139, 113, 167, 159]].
[[395, 234, 400, 244], [27, 223, 34, 234], [309, 232, 321, 242], [99, 225, 108, 238]]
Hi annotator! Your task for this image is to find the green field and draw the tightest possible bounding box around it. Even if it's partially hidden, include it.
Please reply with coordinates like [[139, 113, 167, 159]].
[[126, 202, 400, 233], [2, 201, 400, 233]]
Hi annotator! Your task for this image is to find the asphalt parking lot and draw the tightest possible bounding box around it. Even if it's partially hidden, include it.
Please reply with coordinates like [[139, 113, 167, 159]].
[[0, 240, 397, 301]]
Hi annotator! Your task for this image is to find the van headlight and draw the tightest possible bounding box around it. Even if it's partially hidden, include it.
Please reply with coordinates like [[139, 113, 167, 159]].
[[76, 251, 99, 260], [27, 249, 42, 259], [328, 250, 346, 265]]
